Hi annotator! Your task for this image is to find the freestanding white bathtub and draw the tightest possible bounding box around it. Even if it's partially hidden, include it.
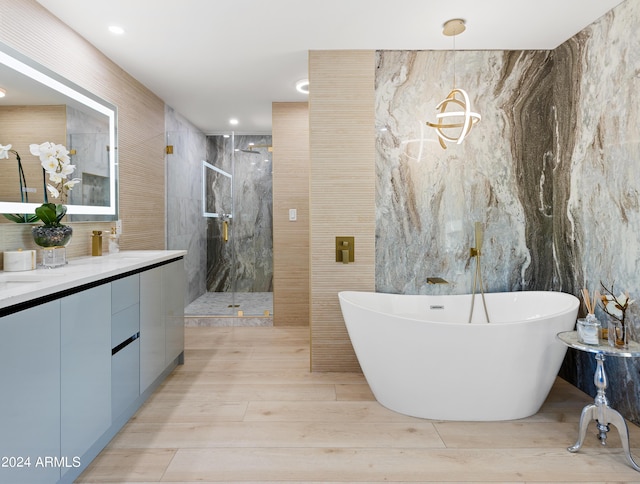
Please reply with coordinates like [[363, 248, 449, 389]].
[[338, 290, 579, 421]]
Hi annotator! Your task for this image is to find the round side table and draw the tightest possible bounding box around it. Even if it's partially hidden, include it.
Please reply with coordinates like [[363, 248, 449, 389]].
[[557, 330, 640, 471]]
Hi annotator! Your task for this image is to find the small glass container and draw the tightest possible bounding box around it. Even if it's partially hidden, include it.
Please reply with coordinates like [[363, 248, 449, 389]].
[[108, 227, 120, 254], [42, 247, 67, 268], [577, 314, 601, 345]]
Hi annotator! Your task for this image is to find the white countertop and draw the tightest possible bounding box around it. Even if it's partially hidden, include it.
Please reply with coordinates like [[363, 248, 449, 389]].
[[0, 250, 187, 311]]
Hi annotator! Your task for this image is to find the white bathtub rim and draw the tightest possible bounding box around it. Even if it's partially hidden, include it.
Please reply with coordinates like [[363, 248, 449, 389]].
[[338, 290, 580, 326]]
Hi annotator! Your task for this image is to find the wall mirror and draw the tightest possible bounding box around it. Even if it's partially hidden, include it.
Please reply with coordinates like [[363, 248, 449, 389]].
[[0, 41, 117, 222], [202, 160, 232, 219]]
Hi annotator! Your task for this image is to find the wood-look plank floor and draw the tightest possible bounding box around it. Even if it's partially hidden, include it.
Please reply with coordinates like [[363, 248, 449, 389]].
[[76, 326, 640, 483]]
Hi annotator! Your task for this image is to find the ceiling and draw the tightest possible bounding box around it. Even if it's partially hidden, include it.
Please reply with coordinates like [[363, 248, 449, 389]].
[[35, 0, 624, 135]]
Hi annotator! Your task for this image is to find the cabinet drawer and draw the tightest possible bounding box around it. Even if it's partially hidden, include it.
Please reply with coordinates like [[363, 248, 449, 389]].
[[112, 303, 139, 348], [112, 338, 140, 420], [111, 274, 140, 314]]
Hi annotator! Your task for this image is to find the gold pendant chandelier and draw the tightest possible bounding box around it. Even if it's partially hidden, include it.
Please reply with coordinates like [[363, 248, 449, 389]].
[[427, 19, 481, 149]]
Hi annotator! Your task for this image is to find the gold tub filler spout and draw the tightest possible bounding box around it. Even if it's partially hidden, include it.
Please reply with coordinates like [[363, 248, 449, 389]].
[[427, 277, 449, 284]]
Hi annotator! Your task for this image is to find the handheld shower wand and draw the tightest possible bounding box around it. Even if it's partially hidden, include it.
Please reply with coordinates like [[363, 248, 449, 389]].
[[474, 221, 483, 254], [468, 222, 490, 323]]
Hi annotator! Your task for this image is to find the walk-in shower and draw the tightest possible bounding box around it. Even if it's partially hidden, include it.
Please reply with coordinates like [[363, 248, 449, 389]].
[[185, 133, 273, 321]]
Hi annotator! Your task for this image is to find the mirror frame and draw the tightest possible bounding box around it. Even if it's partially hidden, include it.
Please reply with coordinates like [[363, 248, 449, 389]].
[[202, 160, 232, 219], [0, 42, 118, 218]]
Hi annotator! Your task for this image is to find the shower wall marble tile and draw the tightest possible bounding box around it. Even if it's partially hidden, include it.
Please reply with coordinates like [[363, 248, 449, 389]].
[[375, 0, 640, 424], [206, 135, 273, 293], [166, 106, 207, 305]]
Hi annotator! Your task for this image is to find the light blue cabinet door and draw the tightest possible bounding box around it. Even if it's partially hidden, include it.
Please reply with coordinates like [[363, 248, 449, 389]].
[[140, 266, 165, 392], [60, 284, 111, 478], [163, 259, 185, 364], [0, 301, 61, 484], [112, 338, 140, 420]]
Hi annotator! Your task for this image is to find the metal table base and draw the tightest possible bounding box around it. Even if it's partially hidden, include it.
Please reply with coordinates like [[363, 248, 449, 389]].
[[557, 331, 640, 472]]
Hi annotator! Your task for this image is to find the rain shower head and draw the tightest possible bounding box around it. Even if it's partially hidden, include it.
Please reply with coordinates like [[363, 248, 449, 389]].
[[240, 143, 273, 154]]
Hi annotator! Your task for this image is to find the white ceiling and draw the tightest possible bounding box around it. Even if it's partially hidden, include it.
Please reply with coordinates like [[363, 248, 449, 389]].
[[35, 0, 624, 135]]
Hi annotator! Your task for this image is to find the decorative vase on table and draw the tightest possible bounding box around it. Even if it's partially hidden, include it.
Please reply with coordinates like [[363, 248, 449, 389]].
[[599, 282, 634, 350]]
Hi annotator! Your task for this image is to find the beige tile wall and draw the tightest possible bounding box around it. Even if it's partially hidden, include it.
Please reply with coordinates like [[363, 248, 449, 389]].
[[308, 51, 376, 372], [272, 102, 310, 327], [0, 0, 165, 261]]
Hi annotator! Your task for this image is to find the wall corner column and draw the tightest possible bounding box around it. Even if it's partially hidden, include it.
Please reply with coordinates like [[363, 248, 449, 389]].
[[308, 50, 376, 372]]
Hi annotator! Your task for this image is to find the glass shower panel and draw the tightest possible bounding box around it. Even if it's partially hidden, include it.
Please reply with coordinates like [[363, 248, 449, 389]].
[[201, 133, 273, 318], [231, 135, 273, 316], [203, 149, 236, 315]]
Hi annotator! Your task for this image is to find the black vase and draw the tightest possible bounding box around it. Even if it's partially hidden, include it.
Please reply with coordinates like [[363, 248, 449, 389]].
[[32, 225, 73, 247]]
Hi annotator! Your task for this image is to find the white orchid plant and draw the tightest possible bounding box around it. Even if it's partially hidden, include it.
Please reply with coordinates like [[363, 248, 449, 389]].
[[599, 281, 634, 326], [1, 141, 80, 226]]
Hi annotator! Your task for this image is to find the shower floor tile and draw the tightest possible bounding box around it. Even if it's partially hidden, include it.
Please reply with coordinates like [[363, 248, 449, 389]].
[[185, 292, 273, 317]]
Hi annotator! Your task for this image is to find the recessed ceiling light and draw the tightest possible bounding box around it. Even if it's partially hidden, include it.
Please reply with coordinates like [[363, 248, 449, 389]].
[[108, 25, 125, 35], [0, 87, 6, 98], [295, 79, 309, 94], [229, 118, 239, 125]]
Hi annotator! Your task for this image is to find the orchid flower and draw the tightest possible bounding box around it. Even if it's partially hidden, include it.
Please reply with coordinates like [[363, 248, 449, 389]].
[[63, 178, 81, 190], [0, 143, 12, 158], [46, 185, 60, 199]]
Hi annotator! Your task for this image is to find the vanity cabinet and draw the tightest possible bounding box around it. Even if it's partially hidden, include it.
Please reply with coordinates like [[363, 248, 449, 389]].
[[0, 301, 61, 484], [60, 285, 112, 478], [0, 251, 185, 484]]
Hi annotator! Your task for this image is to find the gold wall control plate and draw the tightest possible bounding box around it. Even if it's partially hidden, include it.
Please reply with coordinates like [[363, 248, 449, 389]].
[[335, 236, 354, 263]]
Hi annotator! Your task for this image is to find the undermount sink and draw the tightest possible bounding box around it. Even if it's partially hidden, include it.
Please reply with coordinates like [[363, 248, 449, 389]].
[[0, 277, 43, 291], [108, 251, 166, 260], [0, 274, 45, 283], [0, 272, 63, 287]]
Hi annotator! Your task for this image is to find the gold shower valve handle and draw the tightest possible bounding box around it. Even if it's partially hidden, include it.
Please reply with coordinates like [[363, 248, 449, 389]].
[[223, 220, 229, 242], [335, 236, 354, 263]]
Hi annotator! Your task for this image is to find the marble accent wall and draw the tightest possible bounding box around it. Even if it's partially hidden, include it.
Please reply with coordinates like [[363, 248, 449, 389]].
[[166, 106, 207, 305], [555, 1, 640, 423], [206, 135, 273, 293], [375, 0, 640, 423], [376, 49, 546, 295]]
